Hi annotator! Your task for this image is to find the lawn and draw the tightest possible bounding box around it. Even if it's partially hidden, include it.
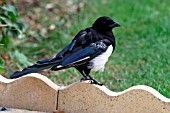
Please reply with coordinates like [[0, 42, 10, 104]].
[[1, 0, 170, 98]]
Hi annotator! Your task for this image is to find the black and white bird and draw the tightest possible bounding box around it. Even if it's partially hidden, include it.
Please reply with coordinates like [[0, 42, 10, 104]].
[[10, 16, 120, 85]]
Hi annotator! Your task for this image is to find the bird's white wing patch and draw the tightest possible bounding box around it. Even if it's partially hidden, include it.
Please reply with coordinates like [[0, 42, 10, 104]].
[[68, 56, 90, 65], [57, 65, 63, 68], [56, 56, 90, 68], [90, 45, 113, 72]]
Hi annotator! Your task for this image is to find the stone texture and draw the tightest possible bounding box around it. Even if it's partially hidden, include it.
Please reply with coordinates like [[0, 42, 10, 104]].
[[58, 82, 170, 113], [0, 74, 59, 112]]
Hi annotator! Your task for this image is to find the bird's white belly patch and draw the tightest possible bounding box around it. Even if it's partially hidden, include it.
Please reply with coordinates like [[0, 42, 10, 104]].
[[90, 45, 113, 72]]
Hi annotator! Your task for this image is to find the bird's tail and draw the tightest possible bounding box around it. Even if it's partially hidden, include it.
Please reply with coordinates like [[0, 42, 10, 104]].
[[10, 58, 61, 79]]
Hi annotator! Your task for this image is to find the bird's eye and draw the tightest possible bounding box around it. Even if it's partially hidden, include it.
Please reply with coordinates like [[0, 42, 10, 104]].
[[103, 22, 106, 25]]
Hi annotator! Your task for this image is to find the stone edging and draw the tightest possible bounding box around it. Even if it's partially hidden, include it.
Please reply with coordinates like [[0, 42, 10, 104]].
[[0, 73, 170, 113]]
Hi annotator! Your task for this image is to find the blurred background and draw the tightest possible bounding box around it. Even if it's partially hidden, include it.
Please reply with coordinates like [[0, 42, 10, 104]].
[[0, 0, 170, 97]]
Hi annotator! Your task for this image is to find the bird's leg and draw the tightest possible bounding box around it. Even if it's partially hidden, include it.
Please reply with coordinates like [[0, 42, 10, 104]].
[[75, 67, 90, 81], [80, 71, 90, 81], [84, 68, 103, 86], [80, 74, 90, 81], [86, 74, 103, 86]]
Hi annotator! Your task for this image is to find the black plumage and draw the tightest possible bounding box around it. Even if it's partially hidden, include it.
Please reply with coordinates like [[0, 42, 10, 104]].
[[10, 16, 120, 85]]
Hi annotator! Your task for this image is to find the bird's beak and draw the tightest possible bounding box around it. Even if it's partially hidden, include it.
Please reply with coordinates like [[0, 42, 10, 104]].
[[109, 22, 120, 28]]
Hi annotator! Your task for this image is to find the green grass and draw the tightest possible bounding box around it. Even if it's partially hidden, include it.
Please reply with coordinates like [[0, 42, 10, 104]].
[[8, 0, 170, 98]]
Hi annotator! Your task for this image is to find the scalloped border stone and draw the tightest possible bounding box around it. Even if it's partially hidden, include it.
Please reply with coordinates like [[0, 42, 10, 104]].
[[58, 83, 170, 113], [0, 74, 170, 113], [0, 73, 59, 112]]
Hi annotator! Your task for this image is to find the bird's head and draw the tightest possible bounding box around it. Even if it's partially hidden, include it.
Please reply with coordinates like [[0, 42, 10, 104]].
[[92, 16, 120, 32]]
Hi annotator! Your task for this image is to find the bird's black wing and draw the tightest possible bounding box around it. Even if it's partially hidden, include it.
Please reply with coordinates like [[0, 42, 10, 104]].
[[46, 30, 88, 63], [50, 27, 106, 61], [51, 40, 110, 70]]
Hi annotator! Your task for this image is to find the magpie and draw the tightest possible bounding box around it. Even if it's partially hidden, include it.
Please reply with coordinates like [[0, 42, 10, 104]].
[[10, 16, 120, 85]]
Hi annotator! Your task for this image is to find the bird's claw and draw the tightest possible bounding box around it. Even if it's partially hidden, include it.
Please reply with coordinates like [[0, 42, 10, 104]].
[[80, 77, 103, 86], [80, 75, 103, 86], [80, 76, 90, 82], [90, 79, 103, 86]]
